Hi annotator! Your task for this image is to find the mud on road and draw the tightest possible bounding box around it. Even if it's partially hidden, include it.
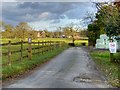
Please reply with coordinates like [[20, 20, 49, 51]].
[[3, 47, 112, 88]]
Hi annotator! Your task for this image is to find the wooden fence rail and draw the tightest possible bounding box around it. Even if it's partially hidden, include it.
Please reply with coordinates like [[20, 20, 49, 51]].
[[1, 40, 66, 66]]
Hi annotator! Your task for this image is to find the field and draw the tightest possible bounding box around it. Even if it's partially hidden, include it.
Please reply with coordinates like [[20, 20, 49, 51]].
[[90, 50, 120, 87], [1, 38, 88, 45]]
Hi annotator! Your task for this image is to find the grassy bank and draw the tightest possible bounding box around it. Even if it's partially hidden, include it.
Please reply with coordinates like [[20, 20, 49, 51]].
[[2, 46, 69, 80], [90, 50, 119, 87]]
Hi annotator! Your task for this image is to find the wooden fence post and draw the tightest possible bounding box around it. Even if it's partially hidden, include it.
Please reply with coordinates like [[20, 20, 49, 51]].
[[54, 41, 56, 50], [56, 41, 59, 48], [34, 42, 35, 54], [8, 40, 11, 65], [51, 41, 53, 51], [38, 41, 40, 54], [49, 41, 50, 51], [51, 41, 53, 50], [28, 39, 32, 60], [49, 41, 51, 51], [59, 41, 61, 47], [20, 40, 23, 61], [55, 41, 57, 48], [46, 41, 48, 52], [42, 41, 44, 54], [50, 41, 52, 51], [109, 38, 114, 62], [45, 41, 47, 52]]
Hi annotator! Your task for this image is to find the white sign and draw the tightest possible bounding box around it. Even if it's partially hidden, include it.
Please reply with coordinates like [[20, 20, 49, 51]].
[[109, 42, 117, 53], [28, 38, 31, 43]]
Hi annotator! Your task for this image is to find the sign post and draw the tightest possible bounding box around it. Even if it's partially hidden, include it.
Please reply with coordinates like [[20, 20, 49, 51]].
[[28, 38, 31, 43], [109, 42, 117, 62], [28, 37, 32, 60]]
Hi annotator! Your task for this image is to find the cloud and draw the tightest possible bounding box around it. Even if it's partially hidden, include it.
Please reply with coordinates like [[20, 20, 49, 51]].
[[28, 15, 85, 31], [2, 2, 35, 23], [2, 0, 91, 2], [2, 0, 115, 2], [18, 2, 81, 15], [39, 12, 51, 19], [64, 3, 97, 19], [2, 0, 17, 2], [51, 19, 61, 24], [2, 2, 97, 31]]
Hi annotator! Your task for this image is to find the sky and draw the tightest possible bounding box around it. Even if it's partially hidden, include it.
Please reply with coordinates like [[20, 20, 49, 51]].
[[1, 0, 114, 31]]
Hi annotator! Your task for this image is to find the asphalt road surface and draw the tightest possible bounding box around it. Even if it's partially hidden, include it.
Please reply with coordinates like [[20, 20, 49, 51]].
[[4, 47, 111, 88]]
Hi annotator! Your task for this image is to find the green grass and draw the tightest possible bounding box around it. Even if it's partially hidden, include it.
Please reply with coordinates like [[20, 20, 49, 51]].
[[90, 50, 119, 87], [2, 43, 41, 65], [1, 38, 88, 65], [32, 38, 71, 43], [2, 45, 69, 80], [1, 38, 88, 45], [1, 38, 70, 44]]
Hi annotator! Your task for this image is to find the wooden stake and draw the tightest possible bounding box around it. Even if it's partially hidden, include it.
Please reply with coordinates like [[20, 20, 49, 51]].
[[8, 41, 11, 65]]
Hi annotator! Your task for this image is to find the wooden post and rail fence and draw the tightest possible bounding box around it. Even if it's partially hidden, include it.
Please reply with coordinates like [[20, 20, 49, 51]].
[[1, 40, 66, 66]]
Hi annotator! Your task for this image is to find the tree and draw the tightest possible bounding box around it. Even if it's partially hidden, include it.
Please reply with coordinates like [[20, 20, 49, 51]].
[[95, 2, 120, 37], [48, 31, 53, 38], [79, 30, 88, 37], [94, 2, 120, 62], [0, 21, 15, 38], [53, 31, 60, 38], [5, 25, 14, 38], [87, 2, 120, 47], [29, 30, 38, 39], [62, 27, 71, 37], [43, 29, 49, 38], [15, 22, 32, 40], [0, 21, 6, 32], [87, 21, 100, 46], [62, 23, 79, 43], [0, 21, 5, 36], [84, 11, 105, 46], [84, 12, 95, 24], [1, 24, 14, 38]]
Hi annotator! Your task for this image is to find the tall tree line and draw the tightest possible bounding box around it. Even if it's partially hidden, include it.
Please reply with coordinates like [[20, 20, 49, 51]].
[[0, 21, 87, 40], [1, 22, 33, 39], [87, 1, 120, 46]]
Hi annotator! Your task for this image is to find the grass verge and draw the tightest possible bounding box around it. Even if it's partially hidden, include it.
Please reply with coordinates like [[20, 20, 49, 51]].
[[90, 50, 119, 87], [2, 46, 69, 80]]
